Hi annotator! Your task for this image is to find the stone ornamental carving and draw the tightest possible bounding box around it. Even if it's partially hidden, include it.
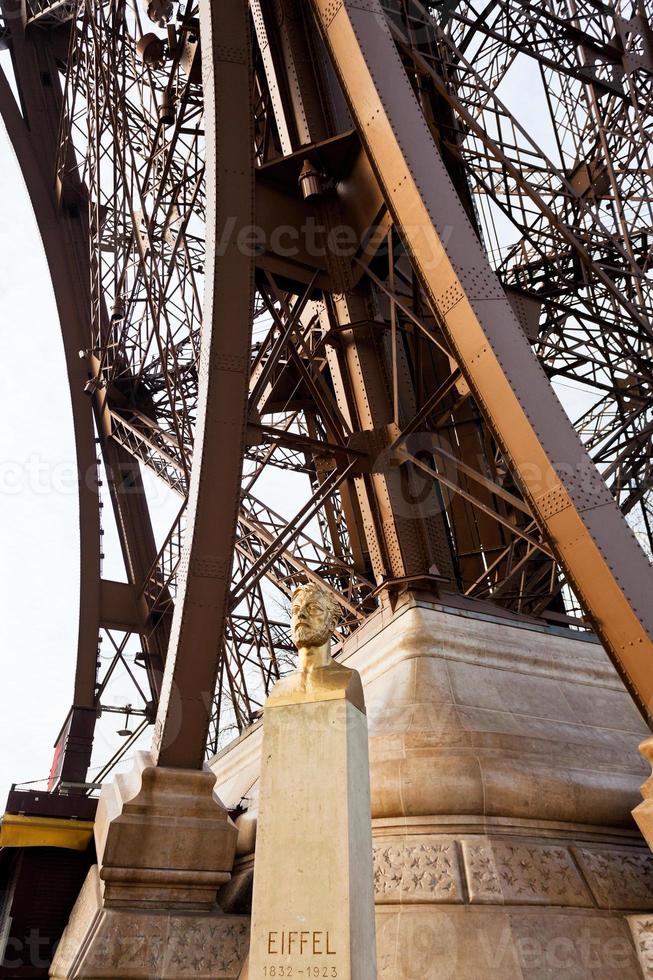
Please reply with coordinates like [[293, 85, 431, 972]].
[[83, 919, 164, 975], [373, 840, 462, 903], [167, 919, 250, 975], [81, 916, 249, 977], [628, 915, 653, 978], [575, 848, 653, 910], [461, 842, 503, 901], [463, 840, 592, 906]]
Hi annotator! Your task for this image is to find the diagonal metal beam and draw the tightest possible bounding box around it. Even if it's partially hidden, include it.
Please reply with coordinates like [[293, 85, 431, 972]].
[[311, 0, 653, 725]]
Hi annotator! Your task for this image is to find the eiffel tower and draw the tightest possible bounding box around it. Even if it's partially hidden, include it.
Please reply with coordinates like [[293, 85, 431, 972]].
[[2, 0, 653, 976]]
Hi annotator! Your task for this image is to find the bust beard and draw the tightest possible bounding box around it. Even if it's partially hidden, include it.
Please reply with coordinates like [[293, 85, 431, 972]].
[[292, 623, 331, 649]]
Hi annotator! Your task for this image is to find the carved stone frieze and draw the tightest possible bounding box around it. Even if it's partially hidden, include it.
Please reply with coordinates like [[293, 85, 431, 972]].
[[461, 842, 503, 902], [78, 913, 249, 978], [628, 915, 653, 978], [462, 840, 592, 906], [165, 918, 249, 976], [366, 835, 653, 914], [51, 868, 250, 980], [574, 847, 653, 910], [82, 917, 165, 975], [372, 839, 462, 904]]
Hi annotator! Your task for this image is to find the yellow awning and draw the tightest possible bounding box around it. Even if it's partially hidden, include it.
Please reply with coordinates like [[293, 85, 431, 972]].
[[0, 813, 94, 851]]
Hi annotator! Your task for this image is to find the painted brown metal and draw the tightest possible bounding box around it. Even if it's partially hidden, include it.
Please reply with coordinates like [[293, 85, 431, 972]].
[[94, 396, 169, 696], [310, 0, 653, 723], [4, 0, 653, 771], [321, 290, 457, 582], [151, 0, 255, 768], [258, 0, 456, 585]]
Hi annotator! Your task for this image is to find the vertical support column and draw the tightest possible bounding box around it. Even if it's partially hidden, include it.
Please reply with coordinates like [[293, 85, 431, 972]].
[[52, 1, 256, 973], [152, 0, 255, 768], [254, 0, 455, 584], [322, 291, 456, 582], [252, 0, 329, 152]]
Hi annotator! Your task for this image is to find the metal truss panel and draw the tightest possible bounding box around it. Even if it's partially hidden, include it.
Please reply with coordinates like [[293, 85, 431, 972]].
[[310, 0, 653, 722]]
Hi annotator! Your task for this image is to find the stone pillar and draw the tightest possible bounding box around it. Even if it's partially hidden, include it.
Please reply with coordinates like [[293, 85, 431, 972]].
[[212, 595, 653, 979], [50, 752, 249, 979], [248, 682, 377, 979]]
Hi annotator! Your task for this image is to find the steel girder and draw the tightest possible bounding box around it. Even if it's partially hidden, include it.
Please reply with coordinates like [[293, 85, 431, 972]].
[[3, 0, 653, 783], [416, 0, 653, 545], [310, 0, 653, 721], [0, 9, 100, 781], [150, 0, 255, 767]]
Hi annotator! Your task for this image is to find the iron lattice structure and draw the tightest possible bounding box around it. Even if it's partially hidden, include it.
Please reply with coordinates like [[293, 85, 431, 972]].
[[1, 0, 653, 782]]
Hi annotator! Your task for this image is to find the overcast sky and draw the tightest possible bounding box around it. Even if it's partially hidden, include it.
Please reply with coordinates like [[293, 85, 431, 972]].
[[0, 124, 80, 802], [0, 122, 186, 801]]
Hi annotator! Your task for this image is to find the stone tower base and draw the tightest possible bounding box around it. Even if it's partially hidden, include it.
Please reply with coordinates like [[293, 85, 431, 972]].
[[211, 594, 653, 978]]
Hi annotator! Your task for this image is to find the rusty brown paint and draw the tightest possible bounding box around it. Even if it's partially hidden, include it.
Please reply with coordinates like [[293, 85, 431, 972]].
[[310, 0, 653, 724], [152, 0, 255, 767]]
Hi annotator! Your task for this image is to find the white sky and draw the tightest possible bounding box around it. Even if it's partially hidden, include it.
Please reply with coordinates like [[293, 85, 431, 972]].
[[0, 123, 187, 801], [0, 125, 79, 802]]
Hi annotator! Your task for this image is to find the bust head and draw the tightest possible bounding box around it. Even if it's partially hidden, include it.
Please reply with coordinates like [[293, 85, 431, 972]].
[[290, 583, 340, 652], [266, 583, 363, 709]]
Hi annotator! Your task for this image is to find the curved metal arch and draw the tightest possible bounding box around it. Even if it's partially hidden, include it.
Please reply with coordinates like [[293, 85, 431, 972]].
[[0, 27, 101, 773], [0, 12, 169, 782], [151, 0, 255, 769]]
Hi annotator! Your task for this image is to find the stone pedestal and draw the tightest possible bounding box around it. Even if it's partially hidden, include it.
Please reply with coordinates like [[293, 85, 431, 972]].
[[50, 752, 249, 979], [211, 594, 653, 979], [248, 693, 376, 979], [633, 737, 653, 852]]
